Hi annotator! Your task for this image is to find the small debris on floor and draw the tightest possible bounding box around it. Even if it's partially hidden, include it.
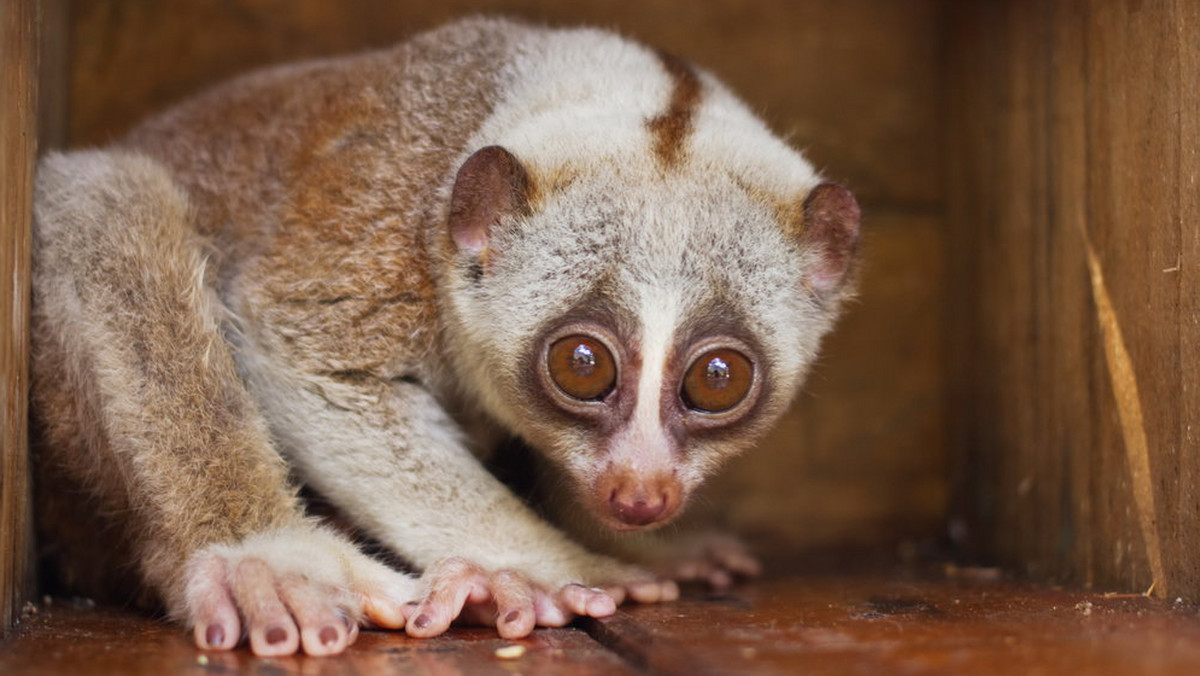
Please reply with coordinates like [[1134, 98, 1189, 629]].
[[494, 643, 526, 660]]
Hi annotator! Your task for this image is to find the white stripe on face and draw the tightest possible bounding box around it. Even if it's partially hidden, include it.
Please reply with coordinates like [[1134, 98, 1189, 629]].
[[608, 288, 679, 472]]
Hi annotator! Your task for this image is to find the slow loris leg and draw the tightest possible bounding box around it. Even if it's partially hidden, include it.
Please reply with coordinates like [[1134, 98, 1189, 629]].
[[231, 354, 676, 639], [30, 151, 417, 656]]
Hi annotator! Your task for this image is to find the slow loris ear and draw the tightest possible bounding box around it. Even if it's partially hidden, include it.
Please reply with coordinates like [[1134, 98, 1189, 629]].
[[795, 182, 861, 293], [448, 146, 532, 264]]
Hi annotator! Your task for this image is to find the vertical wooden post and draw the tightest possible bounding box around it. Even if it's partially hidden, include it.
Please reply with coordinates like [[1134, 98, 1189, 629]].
[[0, 0, 40, 636], [945, 0, 1200, 597]]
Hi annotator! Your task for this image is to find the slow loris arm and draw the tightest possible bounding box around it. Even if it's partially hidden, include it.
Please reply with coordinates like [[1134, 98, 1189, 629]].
[[233, 352, 675, 638]]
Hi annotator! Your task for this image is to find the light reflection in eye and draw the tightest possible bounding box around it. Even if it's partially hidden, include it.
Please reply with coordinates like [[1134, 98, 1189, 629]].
[[571, 343, 596, 376], [704, 356, 731, 388]]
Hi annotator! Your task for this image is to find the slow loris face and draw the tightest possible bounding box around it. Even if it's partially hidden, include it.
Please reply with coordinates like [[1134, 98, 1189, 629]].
[[440, 145, 858, 532], [528, 305, 771, 531]]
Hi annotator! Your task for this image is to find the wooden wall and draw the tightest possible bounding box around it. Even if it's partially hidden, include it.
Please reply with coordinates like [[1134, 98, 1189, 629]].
[[20, 0, 1200, 620], [1, 0, 41, 637], [945, 1, 1200, 597], [62, 0, 948, 557], [6, 0, 1195, 623]]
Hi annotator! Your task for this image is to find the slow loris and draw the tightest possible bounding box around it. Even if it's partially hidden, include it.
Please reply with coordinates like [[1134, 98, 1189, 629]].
[[30, 17, 860, 656]]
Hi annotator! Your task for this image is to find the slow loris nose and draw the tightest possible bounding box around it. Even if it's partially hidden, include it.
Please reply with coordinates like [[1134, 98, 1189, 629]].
[[606, 470, 680, 527], [610, 488, 669, 526]]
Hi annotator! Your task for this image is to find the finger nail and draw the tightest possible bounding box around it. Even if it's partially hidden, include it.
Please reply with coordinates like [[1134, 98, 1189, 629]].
[[265, 626, 287, 645], [503, 610, 520, 624], [205, 623, 224, 647], [413, 613, 430, 629], [319, 626, 339, 646]]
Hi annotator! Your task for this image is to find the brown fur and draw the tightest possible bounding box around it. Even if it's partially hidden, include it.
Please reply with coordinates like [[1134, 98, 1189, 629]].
[[31, 154, 304, 613], [646, 52, 703, 169], [32, 19, 521, 615]]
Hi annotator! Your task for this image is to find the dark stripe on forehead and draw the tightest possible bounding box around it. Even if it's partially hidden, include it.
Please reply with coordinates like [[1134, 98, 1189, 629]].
[[647, 51, 702, 169]]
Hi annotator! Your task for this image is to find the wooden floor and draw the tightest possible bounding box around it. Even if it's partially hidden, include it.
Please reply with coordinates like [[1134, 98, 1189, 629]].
[[3, 566, 1200, 675]]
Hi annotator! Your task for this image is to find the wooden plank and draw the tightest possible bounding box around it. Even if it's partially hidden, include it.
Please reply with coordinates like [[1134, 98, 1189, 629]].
[[7, 574, 1200, 675], [1084, 0, 1183, 594], [583, 574, 1200, 676], [0, 0, 39, 637], [1177, 0, 1200, 599], [582, 611, 715, 676], [945, 0, 1200, 596], [0, 605, 639, 676]]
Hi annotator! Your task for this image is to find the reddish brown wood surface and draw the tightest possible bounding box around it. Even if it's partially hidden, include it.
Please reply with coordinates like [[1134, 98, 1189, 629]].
[[0, 603, 638, 676], [591, 574, 1200, 676], [4, 573, 1200, 675]]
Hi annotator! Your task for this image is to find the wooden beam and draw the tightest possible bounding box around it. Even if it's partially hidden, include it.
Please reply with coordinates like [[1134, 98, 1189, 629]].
[[945, 0, 1200, 597], [0, 0, 41, 636]]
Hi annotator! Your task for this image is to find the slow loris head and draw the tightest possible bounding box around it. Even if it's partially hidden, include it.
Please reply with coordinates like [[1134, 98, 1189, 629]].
[[437, 53, 859, 532]]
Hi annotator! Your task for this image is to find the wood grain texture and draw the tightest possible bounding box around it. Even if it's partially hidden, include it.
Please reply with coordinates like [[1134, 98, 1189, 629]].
[[67, 0, 940, 209], [7, 573, 1200, 675], [60, 0, 948, 557], [945, 0, 1200, 597], [1, 0, 39, 638], [0, 605, 640, 676], [586, 574, 1200, 676]]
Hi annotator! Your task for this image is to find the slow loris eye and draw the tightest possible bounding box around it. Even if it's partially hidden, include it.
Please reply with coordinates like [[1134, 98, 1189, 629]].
[[682, 349, 753, 413], [548, 335, 616, 401]]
